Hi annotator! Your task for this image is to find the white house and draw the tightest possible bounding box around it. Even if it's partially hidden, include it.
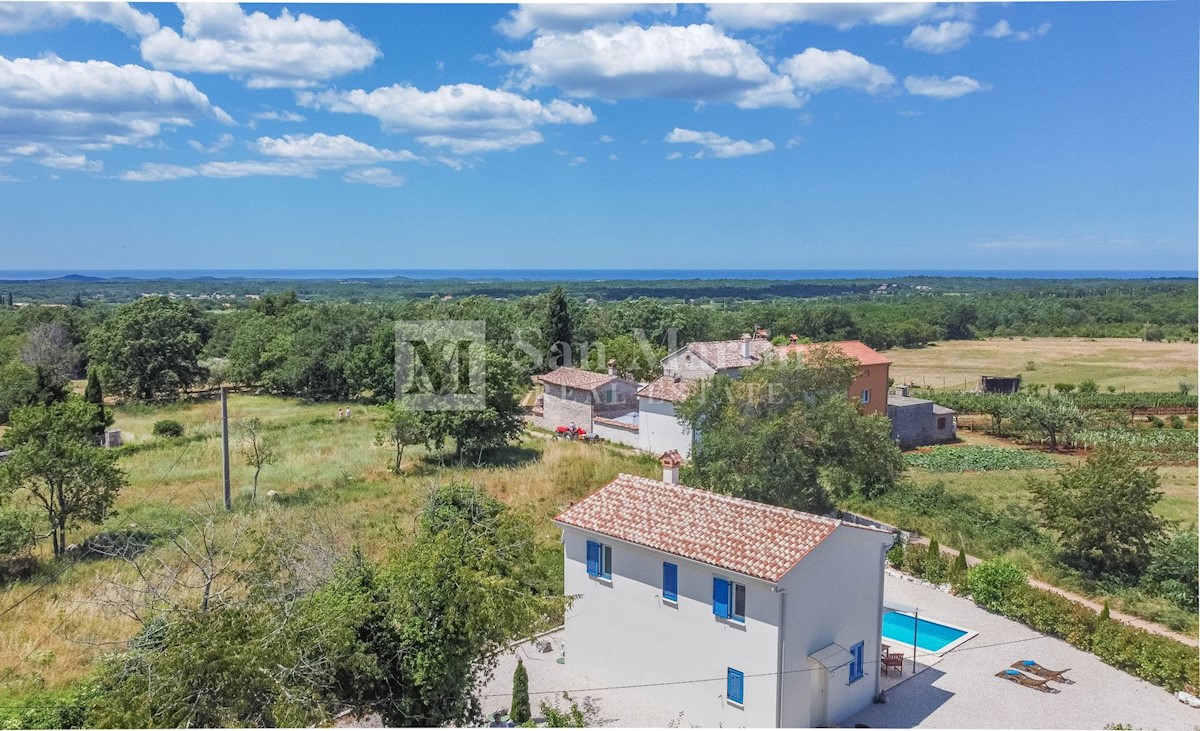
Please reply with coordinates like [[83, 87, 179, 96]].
[[554, 459, 894, 727], [636, 375, 700, 458]]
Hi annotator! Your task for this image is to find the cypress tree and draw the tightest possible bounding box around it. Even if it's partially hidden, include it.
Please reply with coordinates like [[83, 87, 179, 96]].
[[1099, 601, 1110, 622], [953, 548, 968, 575], [544, 285, 573, 368], [84, 369, 112, 440], [511, 658, 531, 724]]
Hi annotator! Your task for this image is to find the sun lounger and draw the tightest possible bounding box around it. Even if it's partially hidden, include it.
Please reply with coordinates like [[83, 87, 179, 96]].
[[1012, 660, 1073, 684], [995, 669, 1060, 693]]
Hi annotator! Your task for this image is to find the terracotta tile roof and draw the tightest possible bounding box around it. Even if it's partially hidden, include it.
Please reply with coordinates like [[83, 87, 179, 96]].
[[637, 375, 701, 403], [775, 340, 891, 367], [554, 474, 844, 583], [685, 338, 774, 371], [539, 367, 618, 390]]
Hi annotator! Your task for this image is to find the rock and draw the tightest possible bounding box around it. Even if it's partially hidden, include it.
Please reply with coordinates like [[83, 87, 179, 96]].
[[1176, 691, 1200, 708], [266, 490, 279, 499], [536, 639, 553, 653]]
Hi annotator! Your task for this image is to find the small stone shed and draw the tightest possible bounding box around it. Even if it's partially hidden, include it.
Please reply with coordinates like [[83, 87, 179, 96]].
[[887, 395, 957, 449]]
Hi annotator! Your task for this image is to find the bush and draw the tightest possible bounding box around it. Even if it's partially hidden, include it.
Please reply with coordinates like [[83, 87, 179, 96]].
[[886, 540, 905, 570], [924, 540, 948, 584], [966, 558, 1027, 612], [1147, 415, 1164, 428], [1054, 383, 1076, 394], [1004, 584, 1097, 648], [152, 419, 185, 438], [1078, 380, 1099, 394], [1143, 531, 1199, 612], [1091, 618, 1199, 692], [511, 658, 531, 724], [1169, 415, 1184, 429], [903, 542, 927, 578], [0, 508, 37, 559], [1142, 324, 1164, 342]]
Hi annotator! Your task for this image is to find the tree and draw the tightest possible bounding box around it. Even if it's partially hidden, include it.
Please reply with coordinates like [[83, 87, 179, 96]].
[[1142, 531, 1199, 611], [0, 397, 126, 556], [977, 394, 1015, 436], [88, 297, 210, 401], [544, 285, 573, 368], [19, 323, 79, 394], [679, 346, 903, 512], [1028, 447, 1166, 577], [1012, 394, 1084, 450], [0, 360, 38, 423], [83, 368, 112, 441], [511, 659, 531, 724], [966, 558, 1026, 611], [375, 402, 424, 473], [238, 418, 277, 502], [420, 346, 527, 463]]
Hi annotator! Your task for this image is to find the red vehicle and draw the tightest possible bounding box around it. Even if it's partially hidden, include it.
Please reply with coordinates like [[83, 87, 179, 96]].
[[555, 425, 585, 439]]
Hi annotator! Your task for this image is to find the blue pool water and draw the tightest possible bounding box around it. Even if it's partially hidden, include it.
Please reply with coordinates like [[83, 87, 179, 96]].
[[881, 611, 968, 652]]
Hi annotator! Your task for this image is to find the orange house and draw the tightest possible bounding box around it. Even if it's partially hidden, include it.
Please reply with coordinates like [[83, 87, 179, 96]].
[[774, 339, 892, 416]]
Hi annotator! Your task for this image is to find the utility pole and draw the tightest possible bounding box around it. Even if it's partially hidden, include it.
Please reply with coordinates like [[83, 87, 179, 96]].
[[221, 387, 231, 511]]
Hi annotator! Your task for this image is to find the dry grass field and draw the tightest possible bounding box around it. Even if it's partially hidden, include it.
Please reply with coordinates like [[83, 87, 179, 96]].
[[885, 337, 1198, 392], [0, 395, 659, 697]]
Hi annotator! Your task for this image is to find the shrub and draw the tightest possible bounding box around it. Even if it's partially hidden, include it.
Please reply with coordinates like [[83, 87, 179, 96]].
[[903, 542, 927, 578], [1169, 415, 1184, 429], [1091, 619, 1199, 692], [1142, 324, 1164, 342], [966, 558, 1027, 612], [1107, 385, 1117, 393], [1078, 380, 1099, 394], [1004, 584, 1097, 649], [511, 658, 531, 724], [886, 540, 905, 570], [924, 540, 947, 584], [1054, 383, 1076, 394], [1099, 601, 1110, 622], [1143, 531, 1199, 612], [152, 419, 185, 438], [0, 508, 37, 559], [1147, 415, 1164, 428]]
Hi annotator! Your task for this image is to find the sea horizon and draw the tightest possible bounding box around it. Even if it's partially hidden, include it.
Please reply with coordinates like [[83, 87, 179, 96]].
[[0, 268, 1196, 282]]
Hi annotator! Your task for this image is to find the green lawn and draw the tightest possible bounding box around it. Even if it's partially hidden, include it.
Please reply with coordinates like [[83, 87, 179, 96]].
[[0, 394, 659, 696]]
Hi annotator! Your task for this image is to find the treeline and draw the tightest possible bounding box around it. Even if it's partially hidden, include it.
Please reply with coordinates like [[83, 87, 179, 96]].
[[0, 281, 1196, 417]]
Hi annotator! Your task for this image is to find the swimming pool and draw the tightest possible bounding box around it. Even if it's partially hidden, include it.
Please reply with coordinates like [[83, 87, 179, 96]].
[[881, 611, 975, 654]]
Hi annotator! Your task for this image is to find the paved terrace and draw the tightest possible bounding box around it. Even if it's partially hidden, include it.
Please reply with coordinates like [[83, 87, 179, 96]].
[[844, 573, 1199, 729]]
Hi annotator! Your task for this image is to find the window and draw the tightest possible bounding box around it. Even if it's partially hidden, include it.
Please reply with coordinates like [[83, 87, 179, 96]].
[[849, 642, 864, 682], [712, 577, 746, 623], [937, 416, 947, 430], [662, 562, 678, 603], [586, 540, 612, 580], [861, 389, 871, 404], [727, 667, 744, 706]]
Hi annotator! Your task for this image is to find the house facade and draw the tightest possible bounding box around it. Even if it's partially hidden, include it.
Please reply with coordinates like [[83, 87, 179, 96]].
[[661, 336, 774, 379], [636, 375, 700, 458], [774, 339, 892, 416], [555, 465, 893, 728], [887, 395, 957, 448], [538, 366, 639, 433]]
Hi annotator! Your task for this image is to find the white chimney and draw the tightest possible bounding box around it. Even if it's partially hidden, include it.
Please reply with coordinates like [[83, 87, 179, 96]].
[[607, 358, 618, 377], [740, 333, 751, 359], [660, 450, 683, 484]]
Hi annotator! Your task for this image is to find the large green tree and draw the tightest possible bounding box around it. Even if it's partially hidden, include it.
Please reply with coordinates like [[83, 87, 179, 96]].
[[1012, 393, 1084, 450], [1028, 447, 1166, 578], [88, 297, 210, 401], [679, 345, 904, 511], [0, 397, 126, 555], [420, 346, 526, 462], [543, 285, 573, 368]]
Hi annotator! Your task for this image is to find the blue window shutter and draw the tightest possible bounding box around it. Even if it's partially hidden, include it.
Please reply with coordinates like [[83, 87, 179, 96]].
[[712, 577, 729, 618], [663, 562, 678, 602], [727, 668, 744, 704], [586, 541, 599, 577], [850, 642, 864, 682]]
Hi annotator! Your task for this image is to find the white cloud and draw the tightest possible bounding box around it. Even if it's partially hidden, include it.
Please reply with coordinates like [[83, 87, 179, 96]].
[[342, 166, 404, 187], [607, 153, 618, 160], [905, 21, 973, 53], [779, 48, 894, 94], [188, 132, 235, 154], [300, 83, 594, 154], [197, 160, 319, 179], [502, 23, 800, 109], [252, 109, 306, 123], [666, 151, 683, 160], [496, 4, 675, 38], [904, 74, 990, 99], [11, 145, 103, 172], [599, 134, 614, 143], [118, 162, 198, 182], [706, 3, 944, 31], [0, 2, 159, 37], [786, 136, 804, 149], [665, 127, 774, 158], [984, 20, 1051, 41], [140, 4, 379, 89], [251, 132, 419, 163], [0, 55, 232, 150], [568, 155, 587, 166]]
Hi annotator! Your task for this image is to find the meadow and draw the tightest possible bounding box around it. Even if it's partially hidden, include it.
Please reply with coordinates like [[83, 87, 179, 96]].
[[0, 395, 660, 697], [885, 337, 1198, 392]]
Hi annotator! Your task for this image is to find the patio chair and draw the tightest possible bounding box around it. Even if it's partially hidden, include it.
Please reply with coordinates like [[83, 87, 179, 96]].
[[1012, 660, 1073, 684], [881, 646, 905, 676], [995, 669, 1060, 694]]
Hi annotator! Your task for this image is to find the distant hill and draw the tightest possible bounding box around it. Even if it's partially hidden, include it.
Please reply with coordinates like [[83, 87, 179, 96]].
[[52, 274, 105, 282]]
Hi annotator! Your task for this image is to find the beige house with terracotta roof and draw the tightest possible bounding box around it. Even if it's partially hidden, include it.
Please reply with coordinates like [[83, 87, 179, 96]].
[[555, 462, 894, 728], [661, 335, 774, 379], [537, 365, 639, 435]]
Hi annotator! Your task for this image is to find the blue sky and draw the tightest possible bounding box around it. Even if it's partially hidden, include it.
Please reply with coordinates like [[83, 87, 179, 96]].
[[0, 1, 1196, 271]]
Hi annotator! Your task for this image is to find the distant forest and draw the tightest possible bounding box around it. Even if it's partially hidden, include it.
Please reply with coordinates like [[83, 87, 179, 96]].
[[0, 275, 1196, 415]]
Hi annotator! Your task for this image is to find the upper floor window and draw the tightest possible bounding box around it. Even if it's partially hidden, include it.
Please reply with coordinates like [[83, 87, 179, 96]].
[[861, 389, 871, 404], [712, 577, 747, 623], [662, 562, 678, 603], [586, 540, 612, 580]]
